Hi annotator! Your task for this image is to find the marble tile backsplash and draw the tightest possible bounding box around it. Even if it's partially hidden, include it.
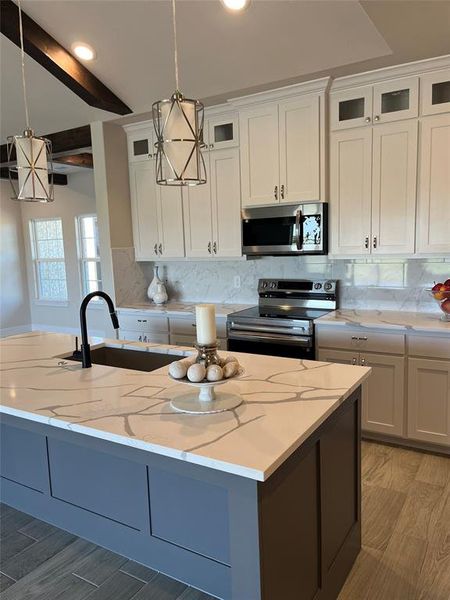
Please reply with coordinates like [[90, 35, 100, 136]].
[[112, 248, 449, 313]]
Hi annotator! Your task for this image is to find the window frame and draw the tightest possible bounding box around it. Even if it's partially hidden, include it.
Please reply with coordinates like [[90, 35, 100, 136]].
[[28, 217, 68, 304], [76, 213, 102, 300]]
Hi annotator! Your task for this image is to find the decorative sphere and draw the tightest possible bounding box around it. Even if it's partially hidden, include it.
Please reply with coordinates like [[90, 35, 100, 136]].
[[187, 363, 206, 383], [223, 361, 239, 379], [169, 361, 187, 379], [222, 355, 238, 365], [206, 364, 223, 382]]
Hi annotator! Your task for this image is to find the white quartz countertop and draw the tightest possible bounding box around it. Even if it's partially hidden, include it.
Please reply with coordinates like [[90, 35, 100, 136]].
[[118, 302, 251, 318], [0, 332, 370, 481], [315, 309, 450, 335]]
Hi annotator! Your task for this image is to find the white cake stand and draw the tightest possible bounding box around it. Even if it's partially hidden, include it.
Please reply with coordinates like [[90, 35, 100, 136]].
[[169, 369, 244, 414]]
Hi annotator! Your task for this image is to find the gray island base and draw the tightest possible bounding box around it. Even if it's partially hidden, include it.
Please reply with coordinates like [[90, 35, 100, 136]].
[[1, 387, 361, 600]]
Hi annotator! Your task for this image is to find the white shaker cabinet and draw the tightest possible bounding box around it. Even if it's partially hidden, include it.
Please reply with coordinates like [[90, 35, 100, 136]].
[[183, 147, 241, 258], [239, 103, 279, 206], [330, 85, 373, 131], [157, 186, 185, 258], [371, 120, 418, 254], [420, 69, 450, 116], [416, 113, 450, 254], [330, 127, 372, 255], [407, 358, 450, 446]]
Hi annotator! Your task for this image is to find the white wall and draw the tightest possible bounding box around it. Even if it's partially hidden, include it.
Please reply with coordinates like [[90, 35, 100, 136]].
[[0, 180, 31, 336], [20, 170, 114, 337]]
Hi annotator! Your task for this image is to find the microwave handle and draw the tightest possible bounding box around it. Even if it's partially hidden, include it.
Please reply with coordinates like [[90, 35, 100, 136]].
[[295, 210, 303, 250]]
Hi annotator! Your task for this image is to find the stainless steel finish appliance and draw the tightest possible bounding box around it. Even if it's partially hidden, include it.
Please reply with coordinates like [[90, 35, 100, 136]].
[[242, 202, 328, 256], [227, 279, 338, 359]]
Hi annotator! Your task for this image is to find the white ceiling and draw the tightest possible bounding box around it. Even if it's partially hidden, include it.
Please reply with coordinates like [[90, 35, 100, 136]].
[[1, 0, 450, 141]]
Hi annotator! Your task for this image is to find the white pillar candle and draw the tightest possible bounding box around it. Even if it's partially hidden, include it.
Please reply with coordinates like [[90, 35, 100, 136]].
[[195, 304, 216, 346]]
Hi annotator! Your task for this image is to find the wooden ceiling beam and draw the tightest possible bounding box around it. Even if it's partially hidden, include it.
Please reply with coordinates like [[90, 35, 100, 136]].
[[0, 167, 67, 186], [0, 0, 132, 115], [53, 152, 93, 169], [0, 124, 92, 164]]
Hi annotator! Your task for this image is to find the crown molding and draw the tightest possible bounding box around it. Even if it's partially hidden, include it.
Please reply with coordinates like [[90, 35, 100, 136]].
[[229, 77, 331, 107]]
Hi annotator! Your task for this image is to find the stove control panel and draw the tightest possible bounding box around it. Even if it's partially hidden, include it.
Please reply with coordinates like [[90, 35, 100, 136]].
[[258, 279, 338, 296]]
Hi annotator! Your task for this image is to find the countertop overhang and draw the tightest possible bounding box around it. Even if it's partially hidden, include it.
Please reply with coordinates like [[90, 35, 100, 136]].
[[0, 332, 370, 481]]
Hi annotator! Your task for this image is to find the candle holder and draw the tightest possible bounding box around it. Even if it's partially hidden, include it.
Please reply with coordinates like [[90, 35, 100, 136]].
[[194, 341, 221, 369]]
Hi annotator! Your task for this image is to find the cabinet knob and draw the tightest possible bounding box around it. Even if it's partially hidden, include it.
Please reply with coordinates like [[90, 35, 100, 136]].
[[374, 115, 380, 122], [352, 357, 357, 365], [361, 357, 366, 366], [209, 143, 214, 149], [373, 236, 377, 249], [274, 185, 278, 200], [280, 184, 285, 200], [365, 117, 371, 123]]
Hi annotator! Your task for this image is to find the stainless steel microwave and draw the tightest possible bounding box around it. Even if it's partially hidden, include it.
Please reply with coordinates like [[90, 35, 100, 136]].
[[242, 202, 328, 256]]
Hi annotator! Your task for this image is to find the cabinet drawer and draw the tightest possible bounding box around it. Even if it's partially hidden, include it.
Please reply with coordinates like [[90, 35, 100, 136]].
[[169, 316, 227, 339], [119, 330, 169, 345], [408, 335, 450, 360], [316, 327, 405, 354], [118, 313, 169, 333]]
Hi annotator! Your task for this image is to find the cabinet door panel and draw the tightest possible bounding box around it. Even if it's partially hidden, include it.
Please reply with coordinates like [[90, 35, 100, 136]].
[[279, 95, 320, 203], [157, 186, 185, 258], [129, 162, 159, 260], [330, 128, 372, 255], [317, 348, 358, 365], [211, 148, 242, 257], [127, 129, 153, 163], [417, 114, 450, 253], [330, 85, 372, 130], [371, 120, 417, 254], [361, 353, 405, 437], [207, 114, 239, 150], [183, 154, 213, 258], [420, 69, 450, 116], [240, 104, 279, 206], [407, 358, 450, 446], [373, 77, 419, 123]]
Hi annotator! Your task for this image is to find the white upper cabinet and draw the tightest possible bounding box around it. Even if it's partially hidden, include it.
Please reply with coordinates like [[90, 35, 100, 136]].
[[330, 127, 372, 255], [157, 186, 185, 258], [184, 148, 241, 258], [330, 85, 373, 131], [371, 120, 418, 254], [417, 113, 450, 254], [420, 69, 450, 116], [204, 114, 239, 151], [127, 126, 155, 163], [331, 77, 418, 130], [239, 103, 279, 206], [129, 162, 159, 260], [278, 95, 320, 203]]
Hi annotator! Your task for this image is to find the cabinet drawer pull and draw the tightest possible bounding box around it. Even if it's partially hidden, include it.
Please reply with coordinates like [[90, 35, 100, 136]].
[[154, 243, 158, 255], [351, 336, 358, 340], [208, 241, 212, 254], [159, 243, 163, 255], [280, 184, 285, 200], [364, 236, 369, 249], [358, 336, 368, 341], [274, 185, 278, 200], [373, 236, 377, 249], [213, 241, 217, 254]]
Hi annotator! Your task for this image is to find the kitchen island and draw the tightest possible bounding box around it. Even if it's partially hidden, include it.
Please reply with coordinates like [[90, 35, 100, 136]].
[[0, 332, 370, 600]]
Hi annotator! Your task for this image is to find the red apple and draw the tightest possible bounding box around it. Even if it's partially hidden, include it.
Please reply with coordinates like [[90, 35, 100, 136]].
[[432, 282, 446, 300], [441, 298, 450, 314], [444, 279, 450, 287]]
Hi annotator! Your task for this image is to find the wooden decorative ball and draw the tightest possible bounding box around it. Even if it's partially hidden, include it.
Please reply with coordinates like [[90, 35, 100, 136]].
[[187, 363, 206, 383], [206, 364, 224, 382], [223, 361, 239, 379], [169, 361, 188, 379]]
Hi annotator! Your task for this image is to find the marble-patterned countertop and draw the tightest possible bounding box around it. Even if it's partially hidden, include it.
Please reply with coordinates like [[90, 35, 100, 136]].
[[118, 302, 252, 318], [0, 332, 370, 481], [315, 309, 450, 334]]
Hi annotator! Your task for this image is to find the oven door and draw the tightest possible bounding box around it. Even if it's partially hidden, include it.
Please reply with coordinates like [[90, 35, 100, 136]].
[[227, 329, 315, 359]]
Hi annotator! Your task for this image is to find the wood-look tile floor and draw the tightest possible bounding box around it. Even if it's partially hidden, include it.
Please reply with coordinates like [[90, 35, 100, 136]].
[[0, 441, 448, 599]]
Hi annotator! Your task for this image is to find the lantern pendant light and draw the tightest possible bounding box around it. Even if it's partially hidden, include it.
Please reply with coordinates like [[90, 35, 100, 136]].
[[152, 0, 206, 186], [7, 0, 53, 202]]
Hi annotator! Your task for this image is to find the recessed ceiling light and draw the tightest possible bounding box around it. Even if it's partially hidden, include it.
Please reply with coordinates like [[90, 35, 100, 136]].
[[72, 42, 96, 61], [221, 0, 250, 12]]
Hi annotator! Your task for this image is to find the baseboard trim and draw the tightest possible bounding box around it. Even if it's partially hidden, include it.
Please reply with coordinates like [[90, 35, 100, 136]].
[[362, 432, 450, 457], [0, 325, 32, 338]]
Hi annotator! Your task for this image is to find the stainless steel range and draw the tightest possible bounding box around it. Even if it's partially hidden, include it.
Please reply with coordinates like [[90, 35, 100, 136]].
[[227, 279, 338, 359]]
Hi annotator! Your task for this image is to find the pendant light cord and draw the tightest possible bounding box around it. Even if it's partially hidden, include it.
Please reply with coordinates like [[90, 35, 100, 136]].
[[171, 0, 180, 92], [17, 0, 31, 130]]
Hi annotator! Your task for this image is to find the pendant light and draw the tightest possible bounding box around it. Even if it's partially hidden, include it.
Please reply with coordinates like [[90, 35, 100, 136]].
[[152, 0, 206, 186], [7, 0, 54, 202]]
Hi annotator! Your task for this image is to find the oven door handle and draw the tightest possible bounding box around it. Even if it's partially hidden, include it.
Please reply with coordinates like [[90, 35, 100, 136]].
[[228, 322, 309, 335], [295, 210, 303, 250], [227, 330, 312, 346]]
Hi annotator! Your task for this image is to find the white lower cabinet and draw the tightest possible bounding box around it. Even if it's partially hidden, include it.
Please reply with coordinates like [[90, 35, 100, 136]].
[[119, 330, 169, 344], [407, 358, 450, 446]]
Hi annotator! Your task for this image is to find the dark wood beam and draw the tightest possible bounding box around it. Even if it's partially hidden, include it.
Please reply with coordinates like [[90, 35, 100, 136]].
[[0, 0, 132, 115], [53, 152, 93, 169], [1, 124, 91, 164], [0, 167, 68, 185]]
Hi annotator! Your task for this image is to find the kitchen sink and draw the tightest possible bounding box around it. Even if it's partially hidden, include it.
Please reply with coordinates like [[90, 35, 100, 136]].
[[67, 346, 182, 372]]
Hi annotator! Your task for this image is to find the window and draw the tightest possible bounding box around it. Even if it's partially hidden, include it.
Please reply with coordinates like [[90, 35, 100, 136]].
[[29, 218, 68, 301], [76, 214, 102, 297]]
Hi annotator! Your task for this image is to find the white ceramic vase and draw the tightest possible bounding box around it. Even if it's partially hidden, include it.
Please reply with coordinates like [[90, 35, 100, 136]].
[[153, 282, 168, 305], [147, 266, 162, 301]]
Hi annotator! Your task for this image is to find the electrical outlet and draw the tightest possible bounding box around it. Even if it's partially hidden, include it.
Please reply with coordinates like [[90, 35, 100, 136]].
[[234, 275, 241, 289]]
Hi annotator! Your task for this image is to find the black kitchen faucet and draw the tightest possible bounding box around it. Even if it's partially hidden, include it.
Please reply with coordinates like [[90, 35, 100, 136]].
[[79, 291, 119, 368]]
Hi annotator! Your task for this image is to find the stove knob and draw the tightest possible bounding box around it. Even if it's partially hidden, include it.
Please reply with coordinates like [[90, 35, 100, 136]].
[[324, 281, 333, 291], [314, 282, 322, 290], [262, 281, 267, 289], [270, 282, 276, 289]]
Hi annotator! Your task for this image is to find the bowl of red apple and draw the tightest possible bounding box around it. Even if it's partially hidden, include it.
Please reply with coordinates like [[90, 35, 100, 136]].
[[429, 279, 450, 321]]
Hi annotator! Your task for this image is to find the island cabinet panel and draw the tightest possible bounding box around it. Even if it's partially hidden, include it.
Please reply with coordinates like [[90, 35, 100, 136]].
[[148, 468, 230, 564], [0, 424, 49, 493], [47, 439, 149, 532]]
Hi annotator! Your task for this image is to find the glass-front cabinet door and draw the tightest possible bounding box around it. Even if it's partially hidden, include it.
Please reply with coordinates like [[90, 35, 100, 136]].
[[204, 114, 239, 150], [127, 128, 155, 163], [420, 69, 450, 116], [372, 77, 419, 123], [330, 85, 373, 130]]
